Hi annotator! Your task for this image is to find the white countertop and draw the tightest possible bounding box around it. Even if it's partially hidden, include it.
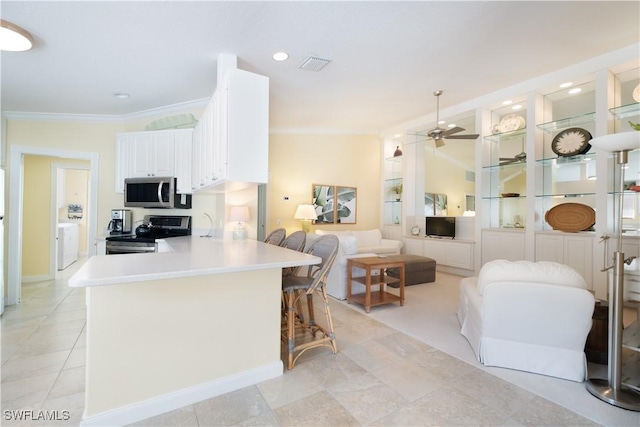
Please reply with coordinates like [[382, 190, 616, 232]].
[[69, 236, 320, 288]]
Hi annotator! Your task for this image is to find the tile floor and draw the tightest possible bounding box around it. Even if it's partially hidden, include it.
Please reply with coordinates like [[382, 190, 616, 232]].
[[1, 258, 637, 426]]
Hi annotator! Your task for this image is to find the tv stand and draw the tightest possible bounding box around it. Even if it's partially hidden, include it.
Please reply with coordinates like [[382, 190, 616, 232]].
[[403, 235, 474, 276]]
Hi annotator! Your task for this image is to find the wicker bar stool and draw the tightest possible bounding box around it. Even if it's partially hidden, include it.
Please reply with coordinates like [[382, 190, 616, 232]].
[[281, 234, 339, 369], [264, 228, 286, 246]]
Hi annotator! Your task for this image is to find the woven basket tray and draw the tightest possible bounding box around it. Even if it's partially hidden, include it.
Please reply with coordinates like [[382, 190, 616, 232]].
[[545, 203, 596, 232]]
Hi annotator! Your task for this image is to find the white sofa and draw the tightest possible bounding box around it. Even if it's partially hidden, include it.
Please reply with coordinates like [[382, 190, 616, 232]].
[[305, 229, 402, 300], [457, 259, 595, 382]]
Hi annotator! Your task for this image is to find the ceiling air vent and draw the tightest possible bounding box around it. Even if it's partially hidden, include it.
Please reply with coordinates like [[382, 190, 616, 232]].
[[298, 55, 331, 72]]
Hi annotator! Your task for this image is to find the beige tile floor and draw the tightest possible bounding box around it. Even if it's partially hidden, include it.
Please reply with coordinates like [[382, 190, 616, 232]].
[[0, 258, 634, 426]]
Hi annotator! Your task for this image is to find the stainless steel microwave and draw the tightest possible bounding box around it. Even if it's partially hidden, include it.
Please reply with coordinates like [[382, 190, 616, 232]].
[[124, 177, 192, 209]]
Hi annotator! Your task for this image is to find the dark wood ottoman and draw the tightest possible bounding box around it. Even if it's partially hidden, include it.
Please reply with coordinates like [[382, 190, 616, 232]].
[[385, 254, 436, 286]]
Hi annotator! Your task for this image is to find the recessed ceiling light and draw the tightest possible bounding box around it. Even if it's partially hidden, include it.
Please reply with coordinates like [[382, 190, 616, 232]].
[[502, 100, 513, 106], [447, 123, 456, 128], [114, 93, 130, 99], [568, 88, 582, 95], [512, 104, 523, 110], [560, 82, 573, 88], [0, 19, 33, 51], [272, 52, 288, 61], [394, 133, 402, 138], [438, 120, 445, 125]]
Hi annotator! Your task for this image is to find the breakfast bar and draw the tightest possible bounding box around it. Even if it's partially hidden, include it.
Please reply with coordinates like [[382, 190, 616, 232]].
[[69, 237, 320, 426]]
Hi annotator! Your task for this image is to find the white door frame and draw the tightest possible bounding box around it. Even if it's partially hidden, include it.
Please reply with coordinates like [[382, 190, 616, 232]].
[[7, 145, 99, 305], [50, 162, 91, 279]]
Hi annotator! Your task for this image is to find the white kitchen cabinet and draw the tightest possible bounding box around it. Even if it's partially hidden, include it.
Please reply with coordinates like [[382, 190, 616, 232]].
[[190, 68, 268, 191], [130, 131, 175, 178], [116, 129, 193, 193], [174, 129, 194, 194], [535, 232, 594, 287], [218, 68, 269, 184]]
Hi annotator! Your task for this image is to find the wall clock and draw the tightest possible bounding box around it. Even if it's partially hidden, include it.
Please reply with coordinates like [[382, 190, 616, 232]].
[[551, 128, 592, 157], [411, 226, 420, 236]]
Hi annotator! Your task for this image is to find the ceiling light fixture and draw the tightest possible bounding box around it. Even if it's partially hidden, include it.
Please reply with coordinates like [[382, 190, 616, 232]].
[[568, 88, 582, 95], [502, 100, 513, 106], [0, 19, 33, 51], [560, 82, 573, 88], [447, 123, 457, 128], [114, 93, 130, 99], [272, 52, 288, 61], [512, 104, 523, 110]]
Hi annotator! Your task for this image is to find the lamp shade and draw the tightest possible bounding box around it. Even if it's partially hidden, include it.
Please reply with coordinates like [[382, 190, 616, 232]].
[[229, 206, 249, 223], [589, 132, 639, 153], [294, 204, 317, 220]]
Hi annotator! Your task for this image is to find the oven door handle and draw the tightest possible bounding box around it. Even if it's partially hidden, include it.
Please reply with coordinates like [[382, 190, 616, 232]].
[[106, 245, 156, 253]]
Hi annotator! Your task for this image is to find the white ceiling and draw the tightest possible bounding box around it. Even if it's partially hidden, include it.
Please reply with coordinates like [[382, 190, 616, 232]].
[[1, 1, 639, 134]]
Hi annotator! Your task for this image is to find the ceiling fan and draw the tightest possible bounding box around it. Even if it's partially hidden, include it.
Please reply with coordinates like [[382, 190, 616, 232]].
[[499, 138, 526, 165], [427, 90, 479, 148]]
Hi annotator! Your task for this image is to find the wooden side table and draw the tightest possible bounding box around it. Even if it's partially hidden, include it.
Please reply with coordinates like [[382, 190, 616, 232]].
[[347, 256, 405, 313]]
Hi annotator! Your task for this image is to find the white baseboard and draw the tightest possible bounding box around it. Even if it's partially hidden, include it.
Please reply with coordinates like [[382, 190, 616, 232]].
[[21, 274, 50, 283], [80, 361, 283, 427]]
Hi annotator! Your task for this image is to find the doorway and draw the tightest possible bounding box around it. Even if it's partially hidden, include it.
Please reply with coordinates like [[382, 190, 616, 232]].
[[51, 162, 90, 279], [7, 146, 98, 306]]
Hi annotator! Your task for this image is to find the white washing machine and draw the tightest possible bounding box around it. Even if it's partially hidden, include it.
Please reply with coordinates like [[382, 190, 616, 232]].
[[58, 223, 79, 270]]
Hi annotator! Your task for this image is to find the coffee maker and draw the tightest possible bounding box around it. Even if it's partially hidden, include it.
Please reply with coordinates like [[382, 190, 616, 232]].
[[108, 209, 132, 235]]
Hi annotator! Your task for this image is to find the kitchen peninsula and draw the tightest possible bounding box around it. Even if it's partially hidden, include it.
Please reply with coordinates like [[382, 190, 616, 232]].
[[69, 237, 320, 426]]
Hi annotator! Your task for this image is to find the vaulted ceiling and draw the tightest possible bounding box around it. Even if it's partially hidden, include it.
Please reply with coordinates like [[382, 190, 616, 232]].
[[2, 1, 639, 133]]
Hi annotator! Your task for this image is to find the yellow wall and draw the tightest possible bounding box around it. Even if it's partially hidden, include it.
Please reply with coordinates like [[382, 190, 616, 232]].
[[22, 156, 90, 277], [267, 133, 381, 235]]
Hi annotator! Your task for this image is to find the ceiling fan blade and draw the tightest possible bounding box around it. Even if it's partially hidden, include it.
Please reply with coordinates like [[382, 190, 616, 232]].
[[445, 133, 480, 140], [442, 126, 466, 136]]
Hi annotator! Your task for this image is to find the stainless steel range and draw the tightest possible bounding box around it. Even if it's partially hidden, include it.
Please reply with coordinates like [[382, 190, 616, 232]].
[[105, 215, 191, 255]]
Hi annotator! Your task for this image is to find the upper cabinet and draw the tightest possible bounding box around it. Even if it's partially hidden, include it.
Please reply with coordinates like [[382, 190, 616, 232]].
[[115, 129, 193, 194], [116, 68, 269, 194], [191, 68, 269, 192]]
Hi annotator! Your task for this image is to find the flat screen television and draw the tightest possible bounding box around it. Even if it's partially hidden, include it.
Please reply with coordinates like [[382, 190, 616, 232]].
[[426, 216, 456, 239]]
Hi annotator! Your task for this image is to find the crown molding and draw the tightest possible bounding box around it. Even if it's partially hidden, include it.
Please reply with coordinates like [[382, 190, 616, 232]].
[[2, 98, 210, 122]]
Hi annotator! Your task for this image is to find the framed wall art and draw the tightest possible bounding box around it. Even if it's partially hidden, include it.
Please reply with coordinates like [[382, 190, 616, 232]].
[[425, 193, 448, 216], [312, 184, 357, 224]]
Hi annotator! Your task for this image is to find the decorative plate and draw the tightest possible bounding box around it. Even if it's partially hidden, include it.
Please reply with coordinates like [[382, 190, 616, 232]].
[[545, 203, 595, 232], [551, 127, 592, 157], [497, 114, 526, 133], [633, 83, 640, 103], [411, 226, 420, 236]]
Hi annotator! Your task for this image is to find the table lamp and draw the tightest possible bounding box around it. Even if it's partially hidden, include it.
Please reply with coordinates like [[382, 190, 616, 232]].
[[585, 131, 640, 411], [229, 206, 249, 240], [294, 204, 317, 233]]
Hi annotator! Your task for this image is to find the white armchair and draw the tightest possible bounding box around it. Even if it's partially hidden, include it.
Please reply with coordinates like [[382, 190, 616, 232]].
[[457, 259, 595, 382]]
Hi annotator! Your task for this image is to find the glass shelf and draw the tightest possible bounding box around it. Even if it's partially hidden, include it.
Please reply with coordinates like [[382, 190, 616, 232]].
[[537, 112, 596, 132], [482, 195, 526, 200], [482, 162, 527, 172], [483, 128, 527, 143], [610, 103, 640, 119], [535, 192, 597, 198], [536, 153, 596, 165]]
